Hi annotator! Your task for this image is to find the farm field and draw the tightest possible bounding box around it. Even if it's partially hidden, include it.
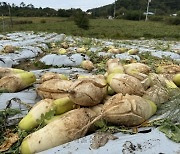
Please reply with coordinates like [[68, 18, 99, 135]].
[[0, 29, 179, 153], [0, 1, 180, 153], [0, 17, 180, 40]]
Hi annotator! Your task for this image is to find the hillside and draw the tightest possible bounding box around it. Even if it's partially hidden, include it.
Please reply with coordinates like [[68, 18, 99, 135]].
[[87, 0, 180, 17]]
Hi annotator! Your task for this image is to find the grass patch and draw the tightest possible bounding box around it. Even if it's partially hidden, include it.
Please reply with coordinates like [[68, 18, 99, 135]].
[[0, 17, 179, 40], [139, 52, 179, 72]]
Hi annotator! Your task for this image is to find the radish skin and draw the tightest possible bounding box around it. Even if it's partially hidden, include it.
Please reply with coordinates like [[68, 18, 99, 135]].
[[69, 76, 107, 106], [40, 72, 68, 83], [107, 73, 145, 96], [20, 108, 96, 154], [19, 99, 55, 131], [103, 93, 157, 126], [37, 79, 72, 99], [0, 72, 36, 92], [53, 97, 75, 115], [0, 67, 25, 78]]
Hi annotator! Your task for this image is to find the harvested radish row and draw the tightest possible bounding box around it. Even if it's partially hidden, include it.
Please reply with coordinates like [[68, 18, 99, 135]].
[[2, 54, 176, 153], [19, 93, 157, 153], [0, 31, 179, 154]]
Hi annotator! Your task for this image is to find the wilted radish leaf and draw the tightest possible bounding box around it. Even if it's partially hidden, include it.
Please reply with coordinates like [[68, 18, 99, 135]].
[[159, 122, 180, 143]]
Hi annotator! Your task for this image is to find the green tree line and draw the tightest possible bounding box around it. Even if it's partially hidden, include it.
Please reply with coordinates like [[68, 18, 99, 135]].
[[0, 1, 179, 23], [0, 2, 82, 17]]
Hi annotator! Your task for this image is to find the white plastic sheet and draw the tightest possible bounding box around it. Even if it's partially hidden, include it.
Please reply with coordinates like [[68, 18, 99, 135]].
[[0, 89, 38, 110], [38, 128, 180, 154], [0, 32, 66, 67], [40, 53, 89, 67]]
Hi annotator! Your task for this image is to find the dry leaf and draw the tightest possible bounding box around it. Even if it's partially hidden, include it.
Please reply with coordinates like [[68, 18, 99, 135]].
[[90, 132, 118, 149], [0, 132, 19, 152]]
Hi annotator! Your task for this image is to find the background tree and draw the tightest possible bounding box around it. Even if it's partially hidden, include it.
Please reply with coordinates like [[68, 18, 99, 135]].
[[73, 10, 90, 30]]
